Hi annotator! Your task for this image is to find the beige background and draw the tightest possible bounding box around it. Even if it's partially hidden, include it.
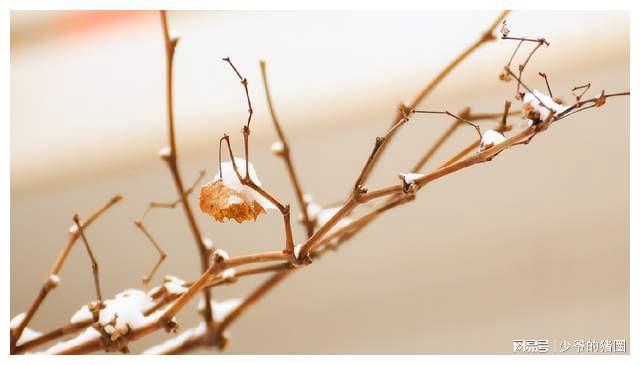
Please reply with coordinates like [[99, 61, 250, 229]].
[[10, 11, 629, 354]]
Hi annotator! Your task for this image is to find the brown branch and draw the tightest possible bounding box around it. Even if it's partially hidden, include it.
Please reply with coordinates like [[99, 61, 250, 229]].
[[538, 72, 553, 98], [218, 71, 298, 262], [160, 10, 214, 325], [260, 60, 314, 238], [557, 91, 630, 120], [222, 56, 253, 176], [571, 82, 591, 102], [134, 170, 206, 287], [73, 214, 104, 304], [10, 195, 122, 353], [134, 223, 167, 288], [14, 320, 92, 354], [355, 10, 510, 185], [412, 110, 483, 138], [311, 194, 416, 257]]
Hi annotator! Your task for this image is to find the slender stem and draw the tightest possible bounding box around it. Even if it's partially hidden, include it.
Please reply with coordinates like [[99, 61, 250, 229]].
[[538, 72, 553, 98], [298, 197, 359, 259], [160, 10, 214, 325], [73, 214, 104, 304], [260, 60, 314, 237], [412, 110, 482, 138], [557, 92, 630, 119], [222, 56, 253, 177], [14, 320, 92, 354], [134, 170, 205, 287]]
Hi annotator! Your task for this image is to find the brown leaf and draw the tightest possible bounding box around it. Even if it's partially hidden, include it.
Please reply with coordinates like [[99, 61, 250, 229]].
[[199, 180, 267, 223]]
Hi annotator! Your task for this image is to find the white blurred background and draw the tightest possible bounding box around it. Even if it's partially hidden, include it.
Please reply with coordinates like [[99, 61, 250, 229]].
[[10, 11, 629, 354]]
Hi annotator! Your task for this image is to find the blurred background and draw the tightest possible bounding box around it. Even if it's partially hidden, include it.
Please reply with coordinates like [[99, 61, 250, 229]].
[[10, 11, 629, 354]]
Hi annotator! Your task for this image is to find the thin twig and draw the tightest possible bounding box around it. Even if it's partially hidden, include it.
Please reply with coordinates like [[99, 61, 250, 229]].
[[73, 214, 103, 304], [260, 60, 314, 238], [134, 170, 206, 287], [538, 72, 553, 98], [160, 10, 214, 325], [218, 70, 298, 262], [412, 110, 483, 138]]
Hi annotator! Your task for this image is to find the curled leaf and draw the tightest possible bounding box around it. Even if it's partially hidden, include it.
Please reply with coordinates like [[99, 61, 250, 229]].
[[199, 158, 276, 223], [199, 180, 267, 223]]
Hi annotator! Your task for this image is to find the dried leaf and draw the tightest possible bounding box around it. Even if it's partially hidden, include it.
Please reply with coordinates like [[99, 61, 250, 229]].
[[199, 180, 267, 223]]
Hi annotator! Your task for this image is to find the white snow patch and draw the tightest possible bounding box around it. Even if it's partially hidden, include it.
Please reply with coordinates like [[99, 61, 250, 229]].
[[294, 244, 302, 259], [164, 276, 188, 295], [17, 327, 42, 346], [69, 289, 158, 333], [303, 194, 323, 222], [316, 207, 352, 231], [212, 299, 242, 322], [213, 248, 230, 261], [143, 322, 207, 354], [11, 313, 43, 346], [43, 327, 101, 354], [221, 268, 236, 281], [158, 146, 171, 158], [480, 130, 507, 151], [271, 141, 284, 154], [10, 313, 26, 329], [203, 237, 214, 250], [197, 298, 242, 322], [70, 305, 93, 324], [522, 89, 567, 122], [214, 158, 276, 210], [48, 274, 61, 287], [302, 195, 353, 232], [164, 282, 188, 295], [399, 173, 425, 185]]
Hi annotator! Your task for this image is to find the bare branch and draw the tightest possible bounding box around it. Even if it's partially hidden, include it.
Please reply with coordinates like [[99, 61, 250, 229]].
[[134, 170, 206, 287], [160, 10, 214, 325], [260, 60, 314, 237], [72, 214, 104, 304]]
